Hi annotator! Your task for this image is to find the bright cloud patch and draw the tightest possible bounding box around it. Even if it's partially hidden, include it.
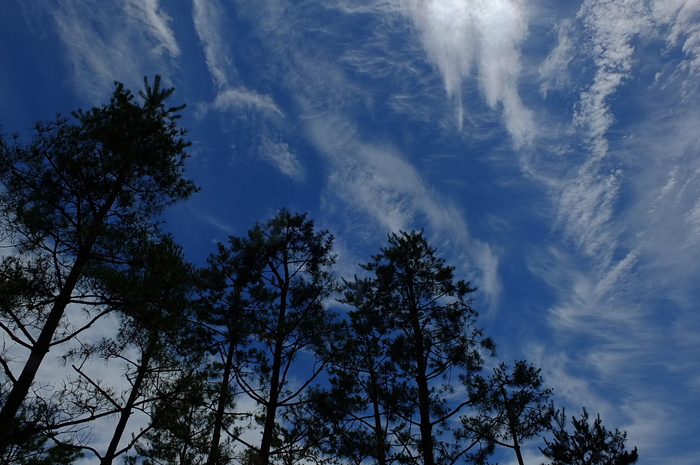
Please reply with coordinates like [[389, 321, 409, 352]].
[[213, 88, 283, 116], [396, 0, 534, 144]]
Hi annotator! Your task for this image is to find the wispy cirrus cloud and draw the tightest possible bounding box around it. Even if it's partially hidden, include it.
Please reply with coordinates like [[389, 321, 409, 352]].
[[541, 0, 652, 268], [257, 136, 305, 182], [212, 88, 283, 116], [227, 0, 504, 302], [191, 0, 232, 90], [531, 1, 700, 458], [542, 0, 700, 268], [124, 0, 180, 57], [305, 111, 501, 303], [540, 0, 700, 313], [192, 0, 283, 116], [572, 0, 651, 157], [45, 0, 179, 100], [653, 0, 700, 75]]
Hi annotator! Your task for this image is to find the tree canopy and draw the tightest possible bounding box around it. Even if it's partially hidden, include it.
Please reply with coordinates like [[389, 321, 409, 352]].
[[0, 79, 638, 465], [0, 75, 196, 458]]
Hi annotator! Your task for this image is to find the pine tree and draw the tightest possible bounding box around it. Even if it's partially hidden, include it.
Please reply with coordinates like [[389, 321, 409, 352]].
[[463, 361, 553, 465], [340, 231, 495, 465], [541, 408, 639, 465], [59, 235, 203, 465], [205, 210, 339, 465], [0, 75, 197, 452]]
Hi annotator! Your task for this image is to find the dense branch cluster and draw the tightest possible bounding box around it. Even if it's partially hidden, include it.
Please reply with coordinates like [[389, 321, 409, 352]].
[[0, 79, 638, 465]]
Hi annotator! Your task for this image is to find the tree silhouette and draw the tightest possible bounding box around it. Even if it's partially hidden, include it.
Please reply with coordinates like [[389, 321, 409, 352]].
[[463, 361, 553, 465], [0, 75, 197, 452], [541, 408, 639, 465], [340, 231, 495, 465], [208, 210, 339, 465]]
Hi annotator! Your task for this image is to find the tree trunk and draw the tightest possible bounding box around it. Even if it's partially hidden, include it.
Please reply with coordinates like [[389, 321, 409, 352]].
[[258, 275, 288, 465], [369, 365, 388, 465], [514, 443, 525, 465], [207, 341, 236, 465], [100, 334, 157, 465], [258, 330, 284, 465], [410, 306, 435, 465], [0, 253, 88, 447]]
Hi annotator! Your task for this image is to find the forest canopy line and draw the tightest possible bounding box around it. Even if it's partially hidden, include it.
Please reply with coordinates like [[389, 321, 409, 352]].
[[0, 78, 638, 465]]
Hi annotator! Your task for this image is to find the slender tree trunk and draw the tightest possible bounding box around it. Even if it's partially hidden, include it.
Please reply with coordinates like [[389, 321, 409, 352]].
[[513, 442, 525, 465], [258, 326, 284, 465], [502, 384, 526, 465], [410, 306, 435, 465], [207, 341, 236, 465], [258, 265, 289, 465], [369, 365, 388, 465], [100, 334, 157, 465], [507, 401, 525, 465]]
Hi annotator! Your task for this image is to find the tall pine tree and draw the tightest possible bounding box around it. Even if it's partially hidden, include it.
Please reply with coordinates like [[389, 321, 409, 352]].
[[0, 76, 197, 452], [341, 231, 495, 465], [206, 210, 339, 465]]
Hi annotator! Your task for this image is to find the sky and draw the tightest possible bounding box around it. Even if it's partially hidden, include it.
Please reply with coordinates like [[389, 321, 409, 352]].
[[1, 0, 699, 464]]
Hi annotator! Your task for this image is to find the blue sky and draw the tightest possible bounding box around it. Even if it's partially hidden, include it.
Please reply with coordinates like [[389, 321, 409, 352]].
[[2, 1, 700, 463]]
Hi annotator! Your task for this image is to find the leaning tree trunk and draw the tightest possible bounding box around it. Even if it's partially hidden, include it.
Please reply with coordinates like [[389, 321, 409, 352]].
[[207, 340, 236, 465]]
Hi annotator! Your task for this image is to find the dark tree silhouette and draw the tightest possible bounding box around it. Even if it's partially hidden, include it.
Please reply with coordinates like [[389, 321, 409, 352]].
[[208, 210, 339, 465], [341, 231, 495, 465], [59, 236, 202, 465], [541, 408, 639, 465], [0, 75, 197, 452], [463, 361, 553, 465]]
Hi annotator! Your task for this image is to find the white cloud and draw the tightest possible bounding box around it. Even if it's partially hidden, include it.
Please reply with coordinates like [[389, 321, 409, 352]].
[[192, 0, 232, 90], [555, 164, 621, 262], [395, 0, 534, 145], [538, 0, 657, 274], [258, 136, 305, 181], [535, 0, 700, 316], [124, 0, 180, 57], [528, 344, 604, 414], [47, 0, 179, 100], [540, 19, 575, 96], [600, 107, 700, 313], [572, 0, 652, 157], [224, 0, 504, 303], [213, 88, 283, 116], [304, 112, 502, 303], [192, 0, 284, 117], [653, 0, 700, 75]]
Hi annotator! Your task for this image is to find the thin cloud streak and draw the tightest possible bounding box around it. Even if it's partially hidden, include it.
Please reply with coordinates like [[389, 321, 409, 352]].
[[304, 112, 502, 303], [212, 88, 283, 116], [257, 136, 305, 182], [124, 0, 180, 57], [192, 0, 232, 89]]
